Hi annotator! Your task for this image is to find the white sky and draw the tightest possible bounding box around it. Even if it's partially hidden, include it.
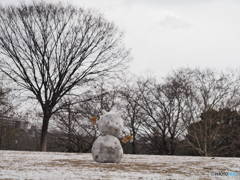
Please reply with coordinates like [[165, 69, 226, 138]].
[[1, 0, 240, 77]]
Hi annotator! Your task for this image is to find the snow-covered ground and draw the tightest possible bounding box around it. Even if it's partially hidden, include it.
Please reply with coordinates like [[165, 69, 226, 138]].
[[0, 150, 239, 180]]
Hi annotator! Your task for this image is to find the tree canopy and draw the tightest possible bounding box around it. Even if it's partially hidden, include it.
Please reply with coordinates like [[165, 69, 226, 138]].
[[0, 1, 130, 151]]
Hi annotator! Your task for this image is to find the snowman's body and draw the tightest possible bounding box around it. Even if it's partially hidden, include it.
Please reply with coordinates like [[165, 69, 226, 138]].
[[92, 110, 124, 163], [92, 135, 123, 163]]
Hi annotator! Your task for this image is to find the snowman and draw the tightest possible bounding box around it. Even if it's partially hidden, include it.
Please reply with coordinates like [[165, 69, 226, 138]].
[[90, 110, 132, 163]]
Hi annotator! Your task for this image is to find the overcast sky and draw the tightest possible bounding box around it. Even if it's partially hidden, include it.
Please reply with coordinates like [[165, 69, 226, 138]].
[[2, 0, 240, 77]]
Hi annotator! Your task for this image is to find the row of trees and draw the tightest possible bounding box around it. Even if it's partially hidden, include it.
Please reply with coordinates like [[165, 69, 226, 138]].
[[1, 67, 240, 157], [44, 68, 240, 157]]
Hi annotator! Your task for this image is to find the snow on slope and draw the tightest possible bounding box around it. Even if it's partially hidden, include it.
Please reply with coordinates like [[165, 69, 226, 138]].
[[0, 150, 239, 179]]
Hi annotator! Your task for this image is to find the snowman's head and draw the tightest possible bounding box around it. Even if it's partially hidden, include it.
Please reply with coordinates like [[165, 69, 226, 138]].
[[97, 110, 124, 137]]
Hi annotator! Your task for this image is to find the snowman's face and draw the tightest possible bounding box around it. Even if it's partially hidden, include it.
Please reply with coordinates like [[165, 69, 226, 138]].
[[98, 111, 124, 137]]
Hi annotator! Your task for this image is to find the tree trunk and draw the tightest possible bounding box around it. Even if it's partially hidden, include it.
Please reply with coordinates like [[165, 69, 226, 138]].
[[0, 136, 2, 150], [161, 134, 169, 155], [169, 137, 176, 155], [40, 115, 50, 151], [132, 127, 136, 154], [132, 140, 136, 154]]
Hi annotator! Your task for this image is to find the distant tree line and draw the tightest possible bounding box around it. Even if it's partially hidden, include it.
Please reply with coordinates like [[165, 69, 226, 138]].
[[45, 68, 240, 157], [1, 67, 240, 157]]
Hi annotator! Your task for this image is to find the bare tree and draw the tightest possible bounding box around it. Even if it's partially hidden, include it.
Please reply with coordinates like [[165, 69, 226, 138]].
[[49, 80, 119, 152], [186, 108, 240, 156], [182, 68, 240, 156], [136, 75, 190, 155], [135, 78, 170, 154], [118, 77, 146, 154], [0, 2, 130, 151], [50, 100, 97, 153], [159, 74, 192, 155]]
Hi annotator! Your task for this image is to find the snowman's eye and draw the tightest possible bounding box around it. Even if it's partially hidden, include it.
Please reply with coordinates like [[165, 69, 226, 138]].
[[108, 121, 109, 123]]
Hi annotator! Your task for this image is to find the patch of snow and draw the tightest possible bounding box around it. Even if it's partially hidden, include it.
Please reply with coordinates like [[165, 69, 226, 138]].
[[0, 151, 239, 179]]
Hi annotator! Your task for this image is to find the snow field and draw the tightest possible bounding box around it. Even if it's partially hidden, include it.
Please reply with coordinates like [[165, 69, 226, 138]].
[[0, 150, 239, 179]]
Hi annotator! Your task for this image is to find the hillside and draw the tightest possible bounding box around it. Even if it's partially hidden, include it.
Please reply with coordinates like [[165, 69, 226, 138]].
[[0, 150, 239, 179]]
